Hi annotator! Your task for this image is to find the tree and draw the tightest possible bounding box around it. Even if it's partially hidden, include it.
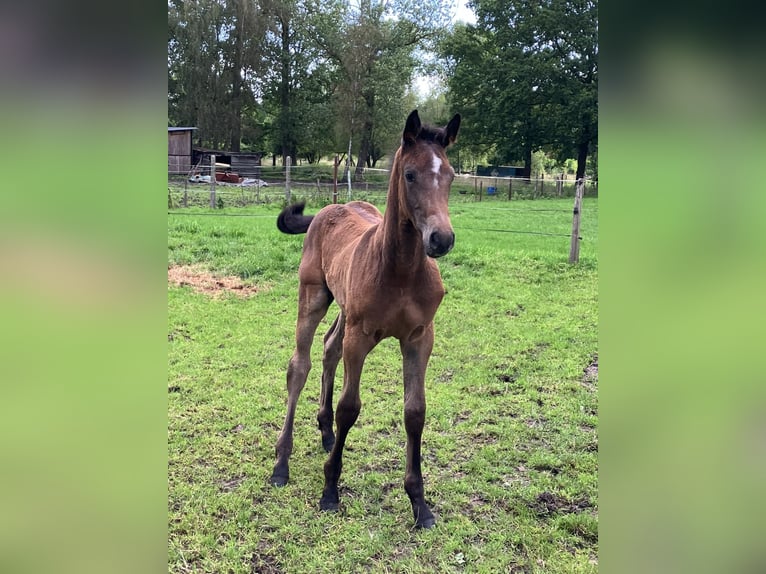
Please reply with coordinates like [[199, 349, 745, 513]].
[[541, 0, 598, 180], [168, 0, 269, 151], [440, 0, 597, 179], [308, 0, 453, 180], [265, 0, 335, 164], [168, 0, 460, 165]]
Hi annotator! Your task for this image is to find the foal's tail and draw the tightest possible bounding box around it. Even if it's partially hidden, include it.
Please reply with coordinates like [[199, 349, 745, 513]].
[[277, 202, 314, 234]]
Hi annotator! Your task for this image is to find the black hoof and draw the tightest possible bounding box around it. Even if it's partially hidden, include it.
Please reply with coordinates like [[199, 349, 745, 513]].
[[414, 506, 436, 529], [319, 494, 339, 512], [270, 473, 289, 487], [416, 517, 436, 529]]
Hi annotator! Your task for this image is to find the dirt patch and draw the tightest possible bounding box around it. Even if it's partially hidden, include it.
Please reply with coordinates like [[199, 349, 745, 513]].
[[250, 544, 283, 574], [168, 264, 260, 298], [219, 475, 246, 492], [530, 492, 592, 516], [582, 354, 598, 387]]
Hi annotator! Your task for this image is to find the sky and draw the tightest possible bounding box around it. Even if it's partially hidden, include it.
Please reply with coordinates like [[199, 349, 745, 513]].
[[454, 0, 477, 24], [412, 1, 477, 99]]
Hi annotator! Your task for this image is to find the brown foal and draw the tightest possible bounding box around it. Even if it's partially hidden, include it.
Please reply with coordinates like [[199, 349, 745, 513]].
[[270, 109, 461, 528]]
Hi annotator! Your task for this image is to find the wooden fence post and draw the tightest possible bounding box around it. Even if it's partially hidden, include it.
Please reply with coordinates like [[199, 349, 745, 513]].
[[210, 154, 216, 209], [508, 177, 512, 201], [569, 179, 584, 264], [479, 181, 483, 201], [285, 156, 292, 203]]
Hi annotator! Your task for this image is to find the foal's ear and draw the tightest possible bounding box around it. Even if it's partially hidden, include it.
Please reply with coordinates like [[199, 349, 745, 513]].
[[402, 109, 421, 146], [442, 113, 461, 147]]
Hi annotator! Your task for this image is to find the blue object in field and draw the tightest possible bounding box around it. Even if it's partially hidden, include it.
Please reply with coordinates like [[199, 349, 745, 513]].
[[486, 186, 496, 195]]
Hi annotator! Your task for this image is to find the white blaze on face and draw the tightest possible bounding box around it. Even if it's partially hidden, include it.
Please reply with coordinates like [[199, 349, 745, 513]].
[[415, 151, 454, 255], [431, 152, 442, 188]]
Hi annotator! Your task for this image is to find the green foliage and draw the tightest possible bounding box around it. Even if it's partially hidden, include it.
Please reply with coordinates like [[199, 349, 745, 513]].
[[168, 0, 597, 183], [169, 0, 453, 166], [168, 0, 269, 150], [311, 0, 452, 174], [532, 149, 566, 177], [440, 0, 598, 177], [168, 198, 598, 572], [262, 1, 341, 162]]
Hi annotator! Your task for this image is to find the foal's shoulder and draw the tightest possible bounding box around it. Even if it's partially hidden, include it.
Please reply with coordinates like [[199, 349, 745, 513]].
[[311, 202, 381, 230], [345, 201, 383, 224]]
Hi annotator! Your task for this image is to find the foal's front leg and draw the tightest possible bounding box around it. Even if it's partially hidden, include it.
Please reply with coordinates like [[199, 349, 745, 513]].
[[401, 325, 436, 529]]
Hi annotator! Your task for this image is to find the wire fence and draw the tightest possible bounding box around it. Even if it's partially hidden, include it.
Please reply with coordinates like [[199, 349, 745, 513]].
[[167, 156, 597, 210], [167, 157, 592, 262]]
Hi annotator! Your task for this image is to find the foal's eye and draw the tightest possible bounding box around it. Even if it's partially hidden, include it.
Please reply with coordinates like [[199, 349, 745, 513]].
[[405, 172, 415, 183]]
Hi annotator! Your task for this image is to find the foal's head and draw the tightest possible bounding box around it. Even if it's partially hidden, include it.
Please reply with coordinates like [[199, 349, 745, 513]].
[[396, 110, 461, 258]]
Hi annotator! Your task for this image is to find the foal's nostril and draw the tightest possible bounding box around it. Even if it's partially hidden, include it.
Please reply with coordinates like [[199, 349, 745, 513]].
[[429, 231, 442, 250], [428, 230, 455, 256]]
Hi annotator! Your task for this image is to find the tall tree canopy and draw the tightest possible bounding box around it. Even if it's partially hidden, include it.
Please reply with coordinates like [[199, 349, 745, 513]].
[[440, 0, 597, 178], [168, 0, 450, 167], [168, 0, 269, 151], [168, 0, 596, 178], [308, 0, 453, 179], [262, 0, 339, 163]]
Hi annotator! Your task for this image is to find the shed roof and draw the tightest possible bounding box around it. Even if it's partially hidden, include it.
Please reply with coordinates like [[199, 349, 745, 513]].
[[168, 127, 197, 132]]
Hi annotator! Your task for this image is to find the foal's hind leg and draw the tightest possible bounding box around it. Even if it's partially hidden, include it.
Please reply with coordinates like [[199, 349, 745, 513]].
[[270, 283, 331, 486], [317, 312, 345, 453], [400, 326, 437, 528], [319, 325, 375, 511]]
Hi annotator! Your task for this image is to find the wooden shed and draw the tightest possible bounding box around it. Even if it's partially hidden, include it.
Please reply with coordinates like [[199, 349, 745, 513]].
[[230, 153, 263, 176], [168, 127, 197, 174], [191, 148, 263, 178]]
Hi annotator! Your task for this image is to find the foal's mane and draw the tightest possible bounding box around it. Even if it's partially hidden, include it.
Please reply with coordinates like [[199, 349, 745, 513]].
[[390, 122, 451, 184], [407, 123, 453, 148]]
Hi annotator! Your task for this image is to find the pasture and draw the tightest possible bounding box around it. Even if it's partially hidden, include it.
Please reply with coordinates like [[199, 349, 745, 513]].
[[168, 196, 598, 573]]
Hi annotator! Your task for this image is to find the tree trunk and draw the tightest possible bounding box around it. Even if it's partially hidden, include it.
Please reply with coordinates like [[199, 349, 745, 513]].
[[369, 140, 382, 167], [354, 119, 372, 181], [576, 140, 588, 181], [279, 15, 292, 165], [522, 145, 532, 181], [229, 2, 246, 152], [354, 85, 375, 181], [229, 60, 242, 151]]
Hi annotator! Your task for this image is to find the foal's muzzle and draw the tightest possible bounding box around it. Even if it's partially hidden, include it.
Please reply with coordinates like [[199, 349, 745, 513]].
[[427, 230, 455, 258]]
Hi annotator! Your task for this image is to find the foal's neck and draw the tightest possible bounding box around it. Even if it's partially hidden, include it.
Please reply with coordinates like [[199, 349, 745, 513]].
[[379, 159, 426, 273]]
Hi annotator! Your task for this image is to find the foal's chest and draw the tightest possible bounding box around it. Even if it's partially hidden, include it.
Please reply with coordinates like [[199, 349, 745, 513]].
[[354, 277, 444, 342]]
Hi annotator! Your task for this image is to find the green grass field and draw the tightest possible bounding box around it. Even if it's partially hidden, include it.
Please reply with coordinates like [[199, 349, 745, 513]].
[[168, 196, 598, 573]]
